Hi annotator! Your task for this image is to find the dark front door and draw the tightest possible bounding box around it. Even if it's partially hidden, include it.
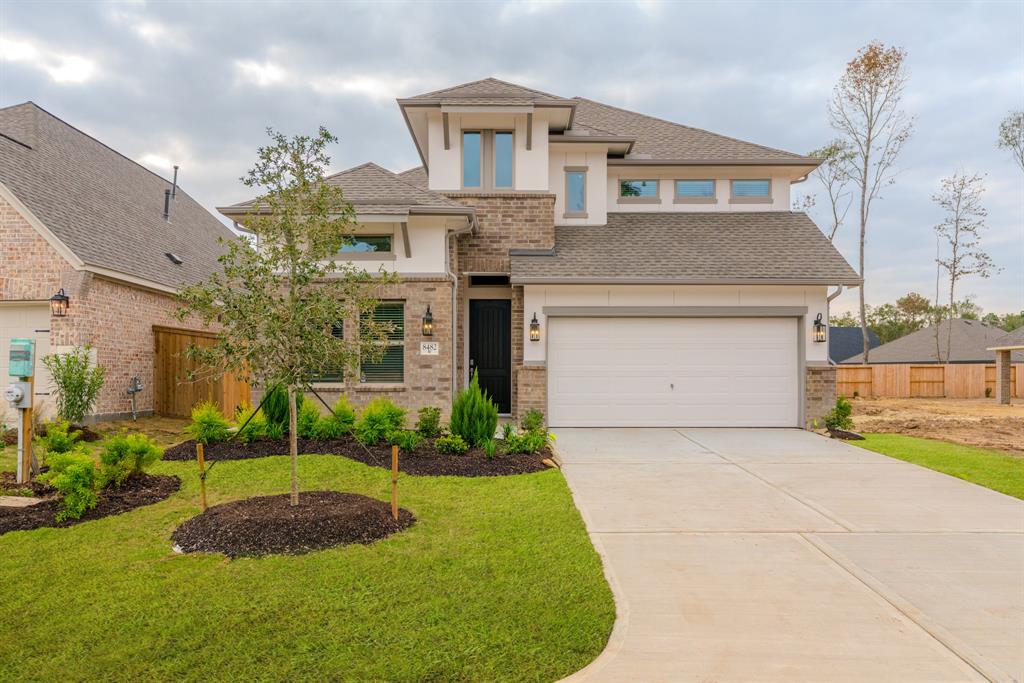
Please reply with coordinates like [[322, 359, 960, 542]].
[[469, 299, 512, 413]]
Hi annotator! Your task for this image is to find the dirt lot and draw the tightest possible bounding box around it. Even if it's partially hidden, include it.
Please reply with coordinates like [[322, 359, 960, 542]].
[[851, 398, 1024, 455]]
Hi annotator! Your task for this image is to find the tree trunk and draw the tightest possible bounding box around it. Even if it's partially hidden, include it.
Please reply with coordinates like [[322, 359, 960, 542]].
[[934, 237, 942, 363], [948, 277, 955, 366], [288, 385, 299, 506], [859, 181, 869, 363]]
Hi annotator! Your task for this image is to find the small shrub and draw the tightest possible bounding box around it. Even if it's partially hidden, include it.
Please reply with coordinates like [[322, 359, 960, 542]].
[[823, 397, 854, 432], [519, 409, 545, 433], [853, 390, 861, 399], [39, 450, 98, 521], [187, 401, 231, 444], [98, 432, 163, 487], [296, 401, 323, 439], [36, 421, 82, 461], [482, 439, 497, 459], [434, 433, 468, 455], [42, 346, 105, 423], [415, 406, 442, 438], [263, 385, 304, 433], [234, 403, 267, 444], [389, 429, 423, 452], [985, 387, 993, 398], [355, 397, 406, 446], [450, 371, 498, 447], [313, 396, 356, 439], [502, 426, 552, 455], [266, 421, 285, 440]]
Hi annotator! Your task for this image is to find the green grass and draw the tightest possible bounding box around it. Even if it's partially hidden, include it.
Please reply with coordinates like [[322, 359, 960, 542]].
[[856, 433, 1024, 500], [0, 449, 614, 681]]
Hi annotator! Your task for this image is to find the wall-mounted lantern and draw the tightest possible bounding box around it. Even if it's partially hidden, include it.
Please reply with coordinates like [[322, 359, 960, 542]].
[[422, 305, 434, 336], [529, 313, 541, 342], [49, 288, 70, 317], [813, 313, 826, 343]]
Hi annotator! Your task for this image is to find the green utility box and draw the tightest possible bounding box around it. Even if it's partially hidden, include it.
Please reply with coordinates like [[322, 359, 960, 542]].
[[8, 338, 35, 378]]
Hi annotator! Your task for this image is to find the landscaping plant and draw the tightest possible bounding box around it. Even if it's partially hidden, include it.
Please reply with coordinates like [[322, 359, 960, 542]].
[[482, 439, 497, 459], [263, 385, 304, 434], [312, 396, 356, 439], [823, 397, 855, 432], [98, 433, 163, 487], [449, 371, 498, 447], [434, 433, 469, 455], [234, 403, 268, 443], [39, 450, 98, 522], [41, 346, 105, 424], [177, 127, 398, 505], [389, 430, 422, 452], [519, 409, 545, 433], [355, 397, 405, 446], [296, 401, 323, 439], [36, 421, 82, 462], [186, 401, 231, 445], [415, 406, 442, 438]]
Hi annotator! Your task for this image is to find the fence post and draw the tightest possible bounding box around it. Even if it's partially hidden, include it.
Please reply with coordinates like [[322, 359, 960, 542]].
[[391, 444, 399, 521], [196, 442, 208, 512]]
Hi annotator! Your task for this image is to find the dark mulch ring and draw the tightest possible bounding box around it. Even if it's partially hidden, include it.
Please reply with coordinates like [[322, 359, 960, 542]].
[[163, 434, 552, 477], [3, 423, 102, 446], [171, 491, 415, 558], [0, 473, 181, 535]]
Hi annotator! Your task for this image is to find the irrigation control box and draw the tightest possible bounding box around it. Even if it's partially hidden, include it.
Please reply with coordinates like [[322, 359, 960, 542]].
[[8, 338, 35, 378]]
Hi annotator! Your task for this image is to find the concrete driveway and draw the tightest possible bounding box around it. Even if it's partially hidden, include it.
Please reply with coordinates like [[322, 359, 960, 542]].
[[555, 428, 1024, 683]]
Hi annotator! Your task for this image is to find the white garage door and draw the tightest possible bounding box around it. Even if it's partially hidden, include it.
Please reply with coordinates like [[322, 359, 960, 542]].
[[0, 303, 53, 415], [548, 317, 799, 427]]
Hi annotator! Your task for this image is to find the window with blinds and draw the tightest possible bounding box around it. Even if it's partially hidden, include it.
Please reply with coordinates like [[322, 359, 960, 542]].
[[675, 179, 715, 198], [311, 323, 345, 382], [731, 179, 771, 197], [360, 302, 404, 383]]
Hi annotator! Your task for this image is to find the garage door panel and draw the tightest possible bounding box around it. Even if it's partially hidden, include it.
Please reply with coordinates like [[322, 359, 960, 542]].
[[548, 317, 799, 427]]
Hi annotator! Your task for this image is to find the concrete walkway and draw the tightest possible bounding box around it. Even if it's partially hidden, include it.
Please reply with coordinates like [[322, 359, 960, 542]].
[[556, 428, 1024, 683]]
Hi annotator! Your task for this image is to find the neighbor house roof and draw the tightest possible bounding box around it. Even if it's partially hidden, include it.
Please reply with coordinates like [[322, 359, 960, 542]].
[[845, 318, 1024, 364], [509, 212, 861, 285], [829, 326, 881, 364], [398, 77, 575, 108], [0, 102, 235, 292], [988, 327, 1024, 351], [219, 162, 471, 219]]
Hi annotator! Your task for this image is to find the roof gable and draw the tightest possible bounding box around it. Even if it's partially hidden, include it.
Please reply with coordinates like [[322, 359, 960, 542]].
[[401, 77, 573, 105]]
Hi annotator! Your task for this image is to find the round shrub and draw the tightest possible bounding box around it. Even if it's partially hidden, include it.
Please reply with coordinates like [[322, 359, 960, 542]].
[[434, 433, 468, 455], [355, 398, 406, 446], [99, 432, 163, 487], [40, 450, 98, 522], [187, 402, 231, 445]]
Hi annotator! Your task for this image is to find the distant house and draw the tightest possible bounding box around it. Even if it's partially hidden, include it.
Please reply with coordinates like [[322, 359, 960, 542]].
[[829, 326, 881, 364], [843, 318, 1024, 364]]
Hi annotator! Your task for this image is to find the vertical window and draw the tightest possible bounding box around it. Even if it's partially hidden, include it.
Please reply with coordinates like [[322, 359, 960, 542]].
[[674, 180, 716, 200], [494, 131, 513, 188], [462, 131, 481, 188], [361, 302, 404, 383], [731, 179, 771, 198], [565, 170, 586, 215], [619, 179, 659, 199]]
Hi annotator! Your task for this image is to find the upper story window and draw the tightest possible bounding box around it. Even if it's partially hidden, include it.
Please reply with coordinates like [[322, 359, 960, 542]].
[[565, 167, 587, 217], [730, 179, 772, 203], [674, 179, 716, 203], [463, 130, 513, 190], [339, 235, 392, 253], [618, 179, 660, 203]]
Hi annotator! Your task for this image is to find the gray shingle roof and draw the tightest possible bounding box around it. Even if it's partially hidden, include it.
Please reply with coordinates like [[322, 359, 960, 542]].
[[844, 319, 1024, 364], [990, 327, 1024, 349], [397, 165, 427, 189], [220, 162, 468, 217], [510, 212, 860, 285], [0, 102, 235, 290], [830, 326, 881, 364], [400, 77, 574, 106], [571, 98, 815, 164]]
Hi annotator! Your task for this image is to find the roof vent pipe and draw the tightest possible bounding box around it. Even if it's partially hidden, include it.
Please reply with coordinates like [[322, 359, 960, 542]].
[[171, 165, 179, 199], [163, 189, 171, 221]]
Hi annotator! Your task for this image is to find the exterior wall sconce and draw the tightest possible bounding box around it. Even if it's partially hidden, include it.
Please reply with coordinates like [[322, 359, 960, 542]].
[[529, 313, 541, 342], [813, 313, 826, 343], [49, 288, 70, 317], [422, 305, 434, 336]]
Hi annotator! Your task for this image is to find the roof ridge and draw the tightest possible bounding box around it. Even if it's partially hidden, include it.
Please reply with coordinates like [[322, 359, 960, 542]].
[[572, 96, 808, 160], [408, 76, 567, 101]]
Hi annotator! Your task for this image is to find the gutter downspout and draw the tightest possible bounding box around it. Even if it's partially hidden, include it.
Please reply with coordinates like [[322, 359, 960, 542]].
[[446, 215, 477, 402], [826, 284, 844, 364]]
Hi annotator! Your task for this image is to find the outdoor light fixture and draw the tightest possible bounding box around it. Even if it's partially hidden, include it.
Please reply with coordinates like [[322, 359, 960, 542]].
[[49, 288, 70, 317], [813, 313, 826, 343], [422, 305, 434, 336], [529, 313, 541, 342]]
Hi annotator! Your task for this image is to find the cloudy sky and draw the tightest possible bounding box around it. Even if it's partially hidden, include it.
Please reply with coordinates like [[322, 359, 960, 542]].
[[1, 0, 1021, 316]]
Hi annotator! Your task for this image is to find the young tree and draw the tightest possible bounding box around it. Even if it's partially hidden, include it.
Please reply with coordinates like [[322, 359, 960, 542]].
[[997, 110, 1024, 172], [828, 41, 914, 362], [178, 127, 398, 506], [932, 172, 998, 362], [807, 140, 855, 241]]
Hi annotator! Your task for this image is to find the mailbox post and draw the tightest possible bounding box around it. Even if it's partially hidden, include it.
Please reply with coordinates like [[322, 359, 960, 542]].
[[5, 338, 36, 484]]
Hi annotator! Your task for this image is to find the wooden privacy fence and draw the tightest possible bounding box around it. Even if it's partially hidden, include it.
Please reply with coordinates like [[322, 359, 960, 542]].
[[837, 363, 1022, 399], [153, 326, 250, 418]]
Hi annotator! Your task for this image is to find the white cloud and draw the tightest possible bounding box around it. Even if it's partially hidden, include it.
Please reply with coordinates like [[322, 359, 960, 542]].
[[0, 36, 98, 84], [309, 74, 424, 102], [233, 59, 287, 87]]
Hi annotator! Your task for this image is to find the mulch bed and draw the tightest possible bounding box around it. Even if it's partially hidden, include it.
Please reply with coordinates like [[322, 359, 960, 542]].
[[162, 435, 551, 477], [0, 473, 180, 535], [171, 491, 415, 557]]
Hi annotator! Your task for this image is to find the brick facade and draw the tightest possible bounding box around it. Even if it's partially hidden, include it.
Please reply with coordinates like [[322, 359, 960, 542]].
[[804, 364, 837, 428], [515, 365, 547, 421]]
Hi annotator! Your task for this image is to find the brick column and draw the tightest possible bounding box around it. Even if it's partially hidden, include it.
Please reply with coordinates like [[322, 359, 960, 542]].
[[804, 365, 837, 429], [515, 364, 547, 421], [996, 350, 1012, 405]]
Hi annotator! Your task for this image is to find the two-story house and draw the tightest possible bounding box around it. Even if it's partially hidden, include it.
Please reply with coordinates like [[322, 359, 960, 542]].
[[220, 78, 860, 428]]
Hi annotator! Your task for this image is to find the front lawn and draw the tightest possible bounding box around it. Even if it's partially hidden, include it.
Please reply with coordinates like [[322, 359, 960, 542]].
[[856, 433, 1024, 500], [0, 450, 614, 681]]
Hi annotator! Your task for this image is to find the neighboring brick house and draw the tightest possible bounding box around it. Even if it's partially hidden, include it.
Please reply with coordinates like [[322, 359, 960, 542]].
[[224, 78, 860, 428], [0, 102, 234, 420]]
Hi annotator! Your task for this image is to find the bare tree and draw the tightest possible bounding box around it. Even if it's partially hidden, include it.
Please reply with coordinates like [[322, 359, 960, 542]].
[[997, 110, 1024, 172], [828, 42, 915, 362], [932, 172, 998, 362], [807, 140, 855, 241]]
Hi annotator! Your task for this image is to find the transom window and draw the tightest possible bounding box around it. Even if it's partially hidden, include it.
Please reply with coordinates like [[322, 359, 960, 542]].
[[565, 169, 587, 215], [463, 130, 513, 190], [619, 179, 659, 198], [360, 302, 404, 383], [339, 235, 392, 253], [731, 179, 771, 198], [675, 179, 715, 199]]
